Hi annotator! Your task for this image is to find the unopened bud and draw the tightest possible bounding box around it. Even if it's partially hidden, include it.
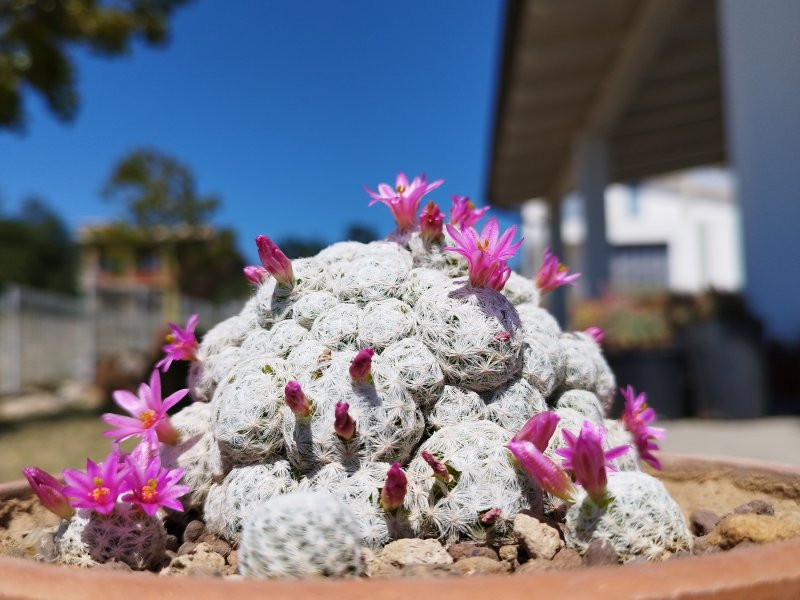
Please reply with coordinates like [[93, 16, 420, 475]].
[[349, 348, 374, 383], [421, 451, 451, 484], [380, 463, 407, 512], [334, 402, 356, 440], [23, 467, 74, 520], [284, 381, 312, 417]]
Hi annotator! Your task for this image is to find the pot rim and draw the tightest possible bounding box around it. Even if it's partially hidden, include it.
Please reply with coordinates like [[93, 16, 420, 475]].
[[2, 452, 799, 600]]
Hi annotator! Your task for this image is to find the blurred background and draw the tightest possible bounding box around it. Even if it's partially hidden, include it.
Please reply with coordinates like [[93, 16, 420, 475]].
[[1, 0, 798, 479]]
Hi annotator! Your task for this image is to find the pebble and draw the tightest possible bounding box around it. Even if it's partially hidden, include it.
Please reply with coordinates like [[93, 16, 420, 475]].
[[582, 540, 620, 566], [515, 558, 557, 574], [551, 548, 581, 569], [379, 538, 453, 567], [165, 534, 180, 553], [454, 557, 510, 576], [498, 544, 519, 566], [709, 513, 800, 549], [513, 513, 564, 560], [160, 542, 226, 577], [690, 509, 720, 536], [732, 499, 774, 516], [183, 520, 206, 544], [447, 543, 499, 562], [396, 564, 457, 578], [206, 538, 232, 559], [177, 542, 197, 556]]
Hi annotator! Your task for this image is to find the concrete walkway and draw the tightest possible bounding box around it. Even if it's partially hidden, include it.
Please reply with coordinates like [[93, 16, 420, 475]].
[[659, 417, 800, 466]]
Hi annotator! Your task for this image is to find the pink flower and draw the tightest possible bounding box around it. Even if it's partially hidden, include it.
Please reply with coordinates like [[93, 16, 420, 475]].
[[243, 265, 269, 286], [380, 463, 407, 511], [122, 453, 190, 516], [334, 402, 356, 440], [621, 385, 665, 470], [102, 370, 187, 448], [450, 195, 489, 229], [256, 235, 295, 288], [513, 411, 560, 452], [421, 451, 451, 484], [284, 381, 313, 418], [23, 467, 74, 519], [365, 172, 444, 231], [507, 438, 577, 503], [62, 451, 125, 515], [585, 326, 605, 344], [444, 217, 523, 289], [419, 201, 444, 245], [556, 422, 630, 503], [487, 262, 512, 291], [535, 248, 581, 294], [156, 314, 199, 372], [349, 347, 374, 384]]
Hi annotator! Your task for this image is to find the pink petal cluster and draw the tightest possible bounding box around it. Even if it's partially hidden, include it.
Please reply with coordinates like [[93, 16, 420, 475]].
[[365, 172, 444, 231], [284, 380, 313, 417], [443, 217, 523, 290], [421, 451, 451, 484], [23, 467, 74, 519], [419, 201, 445, 245], [156, 314, 199, 372], [243, 265, 269, 286], [62, 451, 124, 515], [256, 234, 295, 288], [480, 507, 502, 526], [507, 412, 577, 503], [122, 453, 190, 517], [102, 370, 187, 449], [450, 195, 489, 229], [349, 347, 374, 383], [621, 385, 665, 470], [334, 402, 356, 440], [555, 421, 630, 503], [535, 248, 581, 294], [380, 463, 407, 511]]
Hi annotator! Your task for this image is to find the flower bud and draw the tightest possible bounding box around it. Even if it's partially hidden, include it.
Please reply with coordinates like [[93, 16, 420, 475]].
[[284, 381, 312, 417], [419, 201, 444, 245], [349, 347, 374, 383], [256, 235, 295, 288], [421, 451, 451, 484], [480, 507, 502, 526], [507, 439, 577, 503], [23, 467, 74, 520], [585, 326, 605, 344], [380, 463, 407, 512], [512, 411, 560, 452], [334, 402, 356, 440], [243, 265, 269, 286]]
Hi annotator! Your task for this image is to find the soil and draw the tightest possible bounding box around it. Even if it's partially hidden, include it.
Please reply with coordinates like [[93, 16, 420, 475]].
[[1, 465, 799, 578]]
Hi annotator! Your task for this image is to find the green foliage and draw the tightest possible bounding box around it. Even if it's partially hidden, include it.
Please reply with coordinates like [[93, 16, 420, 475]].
[[0, 197, 77, 293], [102, 148, 219, 227], [0, 0, 189, 131]]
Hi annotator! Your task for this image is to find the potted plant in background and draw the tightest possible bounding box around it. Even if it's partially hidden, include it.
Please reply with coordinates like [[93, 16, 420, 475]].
[[572, 294, 689, 419]]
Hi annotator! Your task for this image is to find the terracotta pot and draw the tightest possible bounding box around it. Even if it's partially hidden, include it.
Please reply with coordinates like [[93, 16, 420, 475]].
[[1, 453, 799, 600]]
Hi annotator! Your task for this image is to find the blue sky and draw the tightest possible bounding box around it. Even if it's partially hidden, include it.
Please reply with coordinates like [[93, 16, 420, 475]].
[[0, 0, 518, 264]]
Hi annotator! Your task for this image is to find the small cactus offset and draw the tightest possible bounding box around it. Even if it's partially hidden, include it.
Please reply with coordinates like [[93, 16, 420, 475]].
[[24, 171, 686, 577], [239, 491, 365, 578]]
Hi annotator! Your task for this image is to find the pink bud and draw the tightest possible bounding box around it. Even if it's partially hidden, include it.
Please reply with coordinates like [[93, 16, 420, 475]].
[[535, 248, 581, 294], [284, 381, 312, 417], [585, 327, 605, 344], [243, 265, 269, 286], [380, 462, 407, 511], [480, 507, 502, 526], [507, 439, 577, 503], [23, 467, 74, 520], [421, 451, 451, 484], [334, 402, 356, 440], [419, 201, 444, 245], [488, 263, 512, 291], [349, 348, 374, 383], [256, 235, 295, 288], [495, 331, 511, 342], [512, 411, 560, 452]]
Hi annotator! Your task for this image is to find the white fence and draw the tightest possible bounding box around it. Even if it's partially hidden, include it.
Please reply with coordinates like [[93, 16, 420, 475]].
[[0, 285, 241, 395]]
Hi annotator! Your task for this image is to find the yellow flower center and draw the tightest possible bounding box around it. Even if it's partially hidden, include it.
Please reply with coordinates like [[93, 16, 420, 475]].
[[90, 479, 110, 503], [396, 184, 406, 194], [139, 409, 158, 428], [467, 201, 475, 209], [477, 239, 489, 251], [141, 479, 159, 502]]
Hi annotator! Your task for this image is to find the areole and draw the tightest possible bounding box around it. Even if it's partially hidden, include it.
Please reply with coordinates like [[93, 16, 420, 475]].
[[2, 453, 799, 600]]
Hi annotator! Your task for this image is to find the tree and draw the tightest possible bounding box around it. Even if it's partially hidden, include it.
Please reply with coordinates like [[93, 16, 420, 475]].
[[0, 196, 77, 293], [102, 148, 219, 227], [0, 0, 189, 131]]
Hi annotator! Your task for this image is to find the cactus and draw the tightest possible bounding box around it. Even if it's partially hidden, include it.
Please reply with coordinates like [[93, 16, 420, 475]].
[[565, 471, 693, 562], [239, 491, 365, 579], [55, 509, 166, 570]]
